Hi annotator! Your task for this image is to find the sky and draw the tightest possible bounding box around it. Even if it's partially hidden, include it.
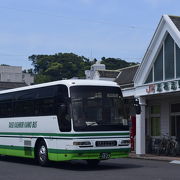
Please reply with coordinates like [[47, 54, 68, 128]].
[[0, 0, 180, 69]]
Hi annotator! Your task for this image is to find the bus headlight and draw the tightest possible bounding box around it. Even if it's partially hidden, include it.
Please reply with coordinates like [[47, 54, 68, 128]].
[[119, 140, 130, 146], [73, 141, 91, 146]]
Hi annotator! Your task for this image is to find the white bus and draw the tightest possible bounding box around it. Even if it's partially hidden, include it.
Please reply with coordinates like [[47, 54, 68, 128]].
[[0, 80, 130, 166]]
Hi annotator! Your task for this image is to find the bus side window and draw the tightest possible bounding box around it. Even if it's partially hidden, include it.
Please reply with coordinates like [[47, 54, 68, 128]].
[[14, 101, 23, 117], [36, 98, 55, 116], [0, 101, 13, 117], [56, 85, 71, 132], [22, 100, 34, 116], [58, 103, 71, 132]]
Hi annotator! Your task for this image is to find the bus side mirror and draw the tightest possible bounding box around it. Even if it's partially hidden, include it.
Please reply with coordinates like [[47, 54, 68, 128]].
[[134, 98, 141, 115]]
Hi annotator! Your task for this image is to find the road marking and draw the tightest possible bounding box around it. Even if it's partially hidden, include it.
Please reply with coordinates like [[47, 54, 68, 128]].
[[170, 160, 180, 164]]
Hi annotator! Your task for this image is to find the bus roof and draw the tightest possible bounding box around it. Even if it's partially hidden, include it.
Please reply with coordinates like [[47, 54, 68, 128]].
[[0, 79, 119, 95]]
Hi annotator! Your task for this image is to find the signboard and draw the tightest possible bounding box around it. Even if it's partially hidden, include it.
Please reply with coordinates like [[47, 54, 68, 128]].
[[146, 80, 180, 94]]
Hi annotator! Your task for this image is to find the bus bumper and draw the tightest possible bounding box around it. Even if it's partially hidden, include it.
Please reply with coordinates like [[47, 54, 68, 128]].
[[48, 148, 130, 161]]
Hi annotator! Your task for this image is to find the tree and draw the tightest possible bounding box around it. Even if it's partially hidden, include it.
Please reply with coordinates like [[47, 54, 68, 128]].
[[28, 53, 138, 84], [28, 53, 93, 84], [22, 68, 34, 75], [101, 57, 138, 70]]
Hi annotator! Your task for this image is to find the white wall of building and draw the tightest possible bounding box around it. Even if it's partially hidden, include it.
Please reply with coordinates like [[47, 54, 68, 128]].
[[85, 63, 106, 80], [0, 65, 34, 85], [0, 66, 22, 82], [147, 95, 180, 137], [22, 73, 34, 85], [99, 77, 115, 81]]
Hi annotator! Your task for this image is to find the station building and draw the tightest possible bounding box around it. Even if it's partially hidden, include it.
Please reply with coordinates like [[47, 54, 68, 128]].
[[122, 15, 180, 155]]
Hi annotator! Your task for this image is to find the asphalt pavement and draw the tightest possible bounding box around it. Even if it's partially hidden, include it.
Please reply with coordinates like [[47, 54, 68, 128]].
[[0, 156, 179, 180]]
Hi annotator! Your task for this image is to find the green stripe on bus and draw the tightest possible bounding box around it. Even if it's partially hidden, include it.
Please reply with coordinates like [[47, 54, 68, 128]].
[[0, 145, 35, 158], [0, 145, 130, 161], [0, 132, 129, 137], [49, 151, 129, 161], [0, 145, 26, 150]]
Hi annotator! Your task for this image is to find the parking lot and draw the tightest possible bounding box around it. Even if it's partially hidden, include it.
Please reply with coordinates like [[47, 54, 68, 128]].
[[0, 156, 179, 180]]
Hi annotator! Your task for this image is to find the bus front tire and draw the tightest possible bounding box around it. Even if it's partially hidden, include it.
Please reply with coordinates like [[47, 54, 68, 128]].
[[37, 141, 49, 166]]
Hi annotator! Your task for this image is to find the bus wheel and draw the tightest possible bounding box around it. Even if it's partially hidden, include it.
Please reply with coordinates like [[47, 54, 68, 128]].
[[37, 141, 49, 166], [86, 159, 100, 167]]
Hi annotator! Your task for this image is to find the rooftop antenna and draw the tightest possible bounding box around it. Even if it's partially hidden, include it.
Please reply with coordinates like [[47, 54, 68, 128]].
[[90, 48, 93, 61]]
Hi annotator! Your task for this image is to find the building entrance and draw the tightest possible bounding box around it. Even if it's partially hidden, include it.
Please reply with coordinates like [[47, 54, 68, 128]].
[[170, 103, 180, 139], [170, 115, 180, 138]]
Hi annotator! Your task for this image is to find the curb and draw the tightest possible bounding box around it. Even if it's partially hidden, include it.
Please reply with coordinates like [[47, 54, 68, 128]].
[[128, 153, 180, 162]]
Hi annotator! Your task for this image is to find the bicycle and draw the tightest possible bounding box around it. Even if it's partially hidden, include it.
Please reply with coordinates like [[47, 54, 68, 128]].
[[151, 137, 161, 155], [156, 135, 169, 155], [164, 136, 175, 156]]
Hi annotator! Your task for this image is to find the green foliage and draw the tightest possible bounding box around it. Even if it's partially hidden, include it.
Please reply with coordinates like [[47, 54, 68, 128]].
[[101, 57, 138, 70], [22, 68, 34, 75], [34, 74, 52, 84], [29, 53, 138, 84], [29, 53, 93, 83]]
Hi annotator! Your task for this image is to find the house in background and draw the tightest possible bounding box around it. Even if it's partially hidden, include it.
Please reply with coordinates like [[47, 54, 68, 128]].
[[85, 61, 120, 81], [115, 65, 139, 89], [0, 65, 34, 90]]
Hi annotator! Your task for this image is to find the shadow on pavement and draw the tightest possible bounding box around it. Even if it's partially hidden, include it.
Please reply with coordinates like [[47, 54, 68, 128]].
[[0, 155, 143, 171], [0, 155, 36, 166], [53, 160, 143, 171]]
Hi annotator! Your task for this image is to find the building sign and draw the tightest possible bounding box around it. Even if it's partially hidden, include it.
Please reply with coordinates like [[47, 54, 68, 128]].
[[146, 80, 180, 94], [146, 84, 155, 93]]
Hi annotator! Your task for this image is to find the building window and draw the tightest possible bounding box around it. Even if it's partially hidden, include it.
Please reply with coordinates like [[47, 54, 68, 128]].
[[165, 34, 174, 80], [176, 44, 180, 78], [170, 116, 176, 136], [170, 103, 180, 137], [144, 33, 178, 84], [154, 46, 163, 82], [145, 69, 153, 84], [171, 103, 180, 113], [150, 105, 160, 136], [151, 105, 160, 114]]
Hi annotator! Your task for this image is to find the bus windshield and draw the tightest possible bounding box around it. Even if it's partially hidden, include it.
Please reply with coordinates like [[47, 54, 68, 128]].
[[70, 86, 129, 132]]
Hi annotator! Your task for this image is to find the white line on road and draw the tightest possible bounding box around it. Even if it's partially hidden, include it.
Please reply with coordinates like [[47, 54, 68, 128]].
[[170, 160, 180, 164]]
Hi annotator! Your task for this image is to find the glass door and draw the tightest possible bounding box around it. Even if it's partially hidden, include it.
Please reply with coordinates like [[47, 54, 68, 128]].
[[176, 116, 180, 138], [170, 115, 180, 138]]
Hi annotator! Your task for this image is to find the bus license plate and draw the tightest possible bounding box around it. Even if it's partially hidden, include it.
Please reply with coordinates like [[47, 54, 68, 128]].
[[100, 153, 110, 160]]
